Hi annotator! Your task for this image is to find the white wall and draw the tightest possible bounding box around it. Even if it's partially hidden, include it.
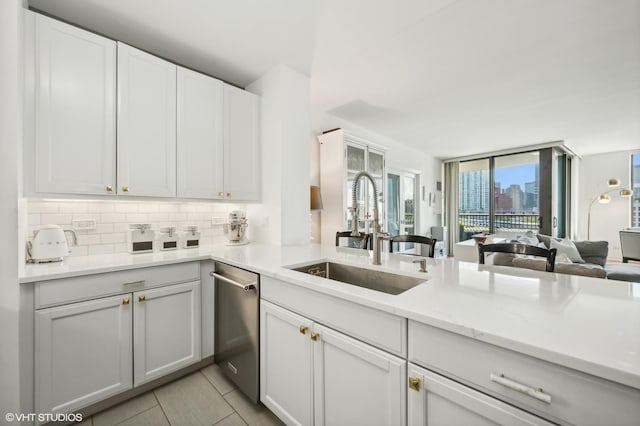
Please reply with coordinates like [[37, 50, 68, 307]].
[[247, 65, 311, 245], [0, 0, 24, 414], [579, 150, 635, 260], [310, 111, 442, 241]]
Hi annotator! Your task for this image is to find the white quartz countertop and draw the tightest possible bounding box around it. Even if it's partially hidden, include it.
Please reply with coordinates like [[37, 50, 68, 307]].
[[21, 243, 640, 390]]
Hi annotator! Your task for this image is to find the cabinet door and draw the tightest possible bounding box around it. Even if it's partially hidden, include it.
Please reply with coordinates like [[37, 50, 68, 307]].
[[313, 324, 406, 426], [260, 300, 313, 426], [223, 84, 259, 201], [34, 14, 116, 195], [117, 42, 176, 197], [35, 294, 132, 414], [177, 67, 224, 199], [133, 281, 201, 385], [407, 363, 553, 426]]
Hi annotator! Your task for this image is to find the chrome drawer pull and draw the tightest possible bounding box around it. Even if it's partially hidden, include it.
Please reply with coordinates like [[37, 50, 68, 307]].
[[210, 271, 256, 291], [122, 280, 145, 286], [490, 373, 551, 404]]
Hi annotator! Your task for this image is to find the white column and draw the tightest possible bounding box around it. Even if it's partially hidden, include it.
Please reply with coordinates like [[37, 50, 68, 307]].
[[247, 65, 310, 245], [0, 0, 24, 415]]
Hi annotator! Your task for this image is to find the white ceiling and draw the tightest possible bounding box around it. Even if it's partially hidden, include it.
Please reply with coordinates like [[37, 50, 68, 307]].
[[29, 0, 640, 159]]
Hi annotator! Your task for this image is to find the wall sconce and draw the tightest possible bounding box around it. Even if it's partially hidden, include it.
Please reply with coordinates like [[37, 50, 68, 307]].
[[310, 185, 323, 210], [588, 178, 633, 239]]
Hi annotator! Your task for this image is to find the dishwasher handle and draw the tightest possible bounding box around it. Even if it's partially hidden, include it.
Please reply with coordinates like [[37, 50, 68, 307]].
[[210, 271, 256, 291]]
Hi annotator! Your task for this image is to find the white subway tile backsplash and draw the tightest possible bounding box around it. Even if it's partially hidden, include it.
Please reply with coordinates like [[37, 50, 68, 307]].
[[70, 245, 89, 256], [89, 244, 115, 255], [114, 223, 130, 232], [27, 199, 241, 258], [40, 213, 73, 225], [101, 213, 127, 223], [87, 202, 115, 213], [96, 223, 115, 233], [114, 202, 136, 213], [126, 213, 148, 223], [101, 233, 126, 244], [29, 202, 59, 213], [137, 203, 160, 213], [77, 234, 101, 245], [148, 213, 169, 222], [58, 202, 90, 213]]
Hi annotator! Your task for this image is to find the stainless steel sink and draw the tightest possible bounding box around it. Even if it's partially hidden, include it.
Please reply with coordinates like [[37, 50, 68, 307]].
[[290, 261, 426, 295]]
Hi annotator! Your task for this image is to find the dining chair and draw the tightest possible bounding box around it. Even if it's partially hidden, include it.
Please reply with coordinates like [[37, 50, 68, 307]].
[[478, 243, 557, 272], [335, 231, 370, 249], [389, 235, 437, 258]]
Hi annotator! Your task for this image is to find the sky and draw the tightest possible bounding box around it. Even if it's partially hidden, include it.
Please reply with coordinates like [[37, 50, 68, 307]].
[[494, 163, 536, 191]]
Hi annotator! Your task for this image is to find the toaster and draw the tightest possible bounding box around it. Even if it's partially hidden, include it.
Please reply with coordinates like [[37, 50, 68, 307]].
[[29, 224, 77, 263]]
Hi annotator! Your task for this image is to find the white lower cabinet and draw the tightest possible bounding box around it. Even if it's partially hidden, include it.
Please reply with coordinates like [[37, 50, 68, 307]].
[[35, 269, 201, 415], [407, 363, 552, 426], [260, 300, 406, 426], [133, 281, 201, 385], [35, 294, 132, 415]]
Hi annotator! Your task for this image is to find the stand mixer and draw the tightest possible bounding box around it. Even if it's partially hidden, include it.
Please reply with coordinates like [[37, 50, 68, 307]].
[[223, 210, 249, 246]]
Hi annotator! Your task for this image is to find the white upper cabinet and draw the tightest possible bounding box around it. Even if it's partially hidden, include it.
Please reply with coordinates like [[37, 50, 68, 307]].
[[177, 67, 224, 199], [223, 84, 260, 201], [33, 13, 116, 195], [27, 12, 261, 201], [117, 42, 177, 197]]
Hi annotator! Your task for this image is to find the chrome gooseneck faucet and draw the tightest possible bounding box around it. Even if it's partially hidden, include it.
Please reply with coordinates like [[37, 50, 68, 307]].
[[350, 171, 390, 265]]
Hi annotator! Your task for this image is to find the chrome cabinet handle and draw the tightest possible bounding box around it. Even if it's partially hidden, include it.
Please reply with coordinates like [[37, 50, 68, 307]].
[[122, 280, 145, 286], [209, 271, 256, 291], [490, 373, 551, 404]]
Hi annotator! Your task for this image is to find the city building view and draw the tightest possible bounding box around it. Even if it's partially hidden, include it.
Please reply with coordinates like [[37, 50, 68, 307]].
[[458, 157, 539, 238]]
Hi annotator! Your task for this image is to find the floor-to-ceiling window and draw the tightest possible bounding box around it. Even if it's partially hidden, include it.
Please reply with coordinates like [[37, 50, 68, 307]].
[[458, 159, 490, 240], [454, 147, 569, 242], [493, 152, 540, 234]]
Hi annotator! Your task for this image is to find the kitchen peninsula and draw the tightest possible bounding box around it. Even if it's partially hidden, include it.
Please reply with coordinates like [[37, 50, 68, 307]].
[[21, 243, 640, 425]]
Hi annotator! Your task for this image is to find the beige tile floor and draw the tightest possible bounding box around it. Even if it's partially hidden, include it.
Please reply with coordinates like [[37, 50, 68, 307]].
[[78, 365, 283, 426]]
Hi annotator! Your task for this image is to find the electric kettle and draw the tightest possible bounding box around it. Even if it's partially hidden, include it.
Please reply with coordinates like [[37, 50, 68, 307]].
[[29, 225, 77, 263]]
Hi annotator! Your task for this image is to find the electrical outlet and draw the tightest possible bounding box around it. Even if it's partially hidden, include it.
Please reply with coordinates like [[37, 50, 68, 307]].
[[72, 219, 97, 230]]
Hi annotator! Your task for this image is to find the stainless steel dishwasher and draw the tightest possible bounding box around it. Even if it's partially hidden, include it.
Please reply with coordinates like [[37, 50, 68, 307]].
[[211, 261, 259, 402]]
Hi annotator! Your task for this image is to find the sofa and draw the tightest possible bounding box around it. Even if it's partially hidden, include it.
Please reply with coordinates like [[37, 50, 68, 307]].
[[491, 232, 610, 278]]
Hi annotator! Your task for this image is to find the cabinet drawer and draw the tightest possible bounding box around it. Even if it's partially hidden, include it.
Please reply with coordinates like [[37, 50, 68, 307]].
[[409, 321, 640, 426], [262, 276, 406, 357], [35, 262, 200, 309]]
